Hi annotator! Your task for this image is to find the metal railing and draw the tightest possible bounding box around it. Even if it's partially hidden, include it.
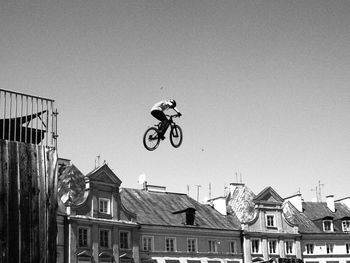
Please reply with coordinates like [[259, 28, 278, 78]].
[[0, 89, 58, 148]]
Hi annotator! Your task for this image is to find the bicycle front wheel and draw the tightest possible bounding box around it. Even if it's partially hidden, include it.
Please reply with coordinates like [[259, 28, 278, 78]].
[[143, 127, 160, 151], [170, 124, 183, 148]]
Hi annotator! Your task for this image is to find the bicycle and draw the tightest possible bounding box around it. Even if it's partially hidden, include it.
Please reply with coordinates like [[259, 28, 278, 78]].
[[143, 114, 183, 151]]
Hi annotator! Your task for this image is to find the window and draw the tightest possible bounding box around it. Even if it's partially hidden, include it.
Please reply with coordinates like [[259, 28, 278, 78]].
[[268, 240, 278, 254], [323, 220, 333, 232], [229, 241, 236, 253], [251, 239, 260, 254], [120, 231, 130, 249], [187, 238, 197, 252], [285, 240, 294, 255], [142, 236, 153, 252], [78, 256, 92, 263], [185, 209, 196, 225], [306, 243, 314, 254], [342, 220, 350, 232], [78, 227, 90, 247], [99, 229, 110, 248], [99, 198, 110, 214], [166, 237, 176, 252], [346, 243, 350, 254], [326, 243, 334, 254], [266, 215, 276, 227], [208, 240, 218, 252]]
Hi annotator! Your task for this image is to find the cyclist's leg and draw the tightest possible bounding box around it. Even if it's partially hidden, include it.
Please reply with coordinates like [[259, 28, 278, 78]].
[[151, 110, 168, 132]]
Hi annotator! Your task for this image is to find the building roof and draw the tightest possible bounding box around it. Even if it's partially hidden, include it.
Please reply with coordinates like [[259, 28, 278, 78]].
[[283, 201, 321, 233], [302, 202, 350, 220], [120, 188, 241, 230], [302, 202, 350, 233], [282, 200, 350, 234]]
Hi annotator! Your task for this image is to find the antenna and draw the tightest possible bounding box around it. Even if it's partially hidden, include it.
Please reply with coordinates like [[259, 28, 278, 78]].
[[96, 154, 101, 167], [311, 181, 324, 202], [187, 185, 190, 196], [195, 184, 202, 202], [311, 186, 318, 202], [209, 183, 212, 200], [318, 180, 324, 202]]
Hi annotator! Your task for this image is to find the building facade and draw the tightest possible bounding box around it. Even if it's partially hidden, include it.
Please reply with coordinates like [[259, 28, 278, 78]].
[[221, 184, 303, 263], [57, 161, 243, 263], [121, 186, 243, 263], [57, 162, 138, 263], [57, 159, 350, 263], [285, 194, 350, 263]]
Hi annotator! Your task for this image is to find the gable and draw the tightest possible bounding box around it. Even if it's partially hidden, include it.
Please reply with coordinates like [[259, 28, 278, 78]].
[[92, 171, 117, 184], [88, 164, 122, 186], [261, 192, 280, 203], [254, 187, 283, 205]]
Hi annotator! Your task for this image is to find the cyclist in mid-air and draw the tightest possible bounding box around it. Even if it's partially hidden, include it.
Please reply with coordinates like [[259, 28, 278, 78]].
[[150, 99, 182, 139]]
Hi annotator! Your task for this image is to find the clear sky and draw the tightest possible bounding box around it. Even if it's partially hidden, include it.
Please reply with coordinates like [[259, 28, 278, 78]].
[[1, 0, 349, 202]]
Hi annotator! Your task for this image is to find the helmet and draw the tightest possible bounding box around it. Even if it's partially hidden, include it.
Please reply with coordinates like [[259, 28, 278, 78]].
[[169, 99, 176, 108]]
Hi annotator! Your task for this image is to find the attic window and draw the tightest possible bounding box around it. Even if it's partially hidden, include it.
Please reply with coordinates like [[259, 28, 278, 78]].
[[266, 215, 276, 228], [323, 219, 334, 232], [342, 220, 350, 232], [172, 207, 196, 226], [99, 198, 110, 214], [186, 209, 195, 225]]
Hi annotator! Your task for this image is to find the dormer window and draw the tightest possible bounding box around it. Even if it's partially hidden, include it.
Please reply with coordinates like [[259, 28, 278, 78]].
[[99, 198, 110, 214], [342, 220, 350, 232], [172, 207, 196, 226], [323, 219, 334, 232], [186, 208, 195, 225], [266, 215, 276, 228]]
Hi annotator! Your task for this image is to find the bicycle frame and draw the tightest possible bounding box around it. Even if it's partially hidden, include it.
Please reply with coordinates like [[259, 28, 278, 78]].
[[157, 114, 178, 134]]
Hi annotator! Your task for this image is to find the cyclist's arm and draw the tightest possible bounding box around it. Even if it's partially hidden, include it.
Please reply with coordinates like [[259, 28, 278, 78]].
[[173, 107, 181, 115]]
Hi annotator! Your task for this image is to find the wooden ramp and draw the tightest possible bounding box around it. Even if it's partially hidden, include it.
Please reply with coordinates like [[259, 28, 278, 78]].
[[0, 140, 58, 263]]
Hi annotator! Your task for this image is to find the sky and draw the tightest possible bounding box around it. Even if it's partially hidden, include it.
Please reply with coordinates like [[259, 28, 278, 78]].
[[1, 0, 350, 202]]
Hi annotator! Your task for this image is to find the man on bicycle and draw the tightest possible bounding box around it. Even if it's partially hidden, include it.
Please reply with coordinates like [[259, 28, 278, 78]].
[[150, 99, 182, 139]]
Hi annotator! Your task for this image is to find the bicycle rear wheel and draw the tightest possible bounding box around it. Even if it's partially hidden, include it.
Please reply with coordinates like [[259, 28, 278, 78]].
[[143, 127, 160, 151], [170, 124, 183, 148]]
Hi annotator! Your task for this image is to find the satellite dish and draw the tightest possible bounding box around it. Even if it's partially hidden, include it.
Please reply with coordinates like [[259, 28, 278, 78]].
[[138, 173, 146, 185]]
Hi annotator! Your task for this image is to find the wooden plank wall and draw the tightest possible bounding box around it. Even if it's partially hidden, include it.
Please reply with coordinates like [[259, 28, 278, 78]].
[[0, 139, 58, 263]]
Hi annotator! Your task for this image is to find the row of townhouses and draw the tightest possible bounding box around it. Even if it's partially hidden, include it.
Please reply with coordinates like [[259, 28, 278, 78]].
[[56, 158, 350, 263]]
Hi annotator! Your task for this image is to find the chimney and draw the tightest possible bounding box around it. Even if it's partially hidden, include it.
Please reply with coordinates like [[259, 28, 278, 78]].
[[285, 193, 303, 212], [326, 195, 335, 212]]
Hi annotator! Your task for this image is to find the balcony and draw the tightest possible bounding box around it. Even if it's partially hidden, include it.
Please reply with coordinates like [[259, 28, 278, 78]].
[[0, 88, 58, 148]]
